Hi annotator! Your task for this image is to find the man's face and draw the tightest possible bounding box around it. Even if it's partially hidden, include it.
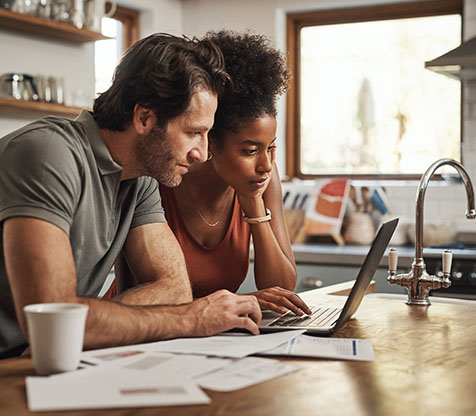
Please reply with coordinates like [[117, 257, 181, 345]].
[[135, 89, 218, 187]]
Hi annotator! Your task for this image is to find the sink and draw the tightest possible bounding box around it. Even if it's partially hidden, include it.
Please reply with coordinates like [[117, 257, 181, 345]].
[[366, 293, 476, 306]]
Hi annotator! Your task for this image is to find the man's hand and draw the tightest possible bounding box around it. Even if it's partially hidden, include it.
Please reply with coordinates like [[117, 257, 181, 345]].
[[249, 286, 312, 316], [187, 290, 262, 336]]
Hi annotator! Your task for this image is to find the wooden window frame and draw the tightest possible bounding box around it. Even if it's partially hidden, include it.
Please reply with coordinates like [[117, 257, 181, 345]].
[[286, 0, 463, 180], [111, 4, 140, 50]]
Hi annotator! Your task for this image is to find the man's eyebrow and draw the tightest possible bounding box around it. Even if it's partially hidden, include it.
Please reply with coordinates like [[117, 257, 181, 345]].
[[240, 138, 277, 146], [188, 125, 211, 131]]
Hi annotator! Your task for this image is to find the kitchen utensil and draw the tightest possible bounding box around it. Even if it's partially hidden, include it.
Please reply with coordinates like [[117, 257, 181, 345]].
[[69, 0, 85, 28], [51, 0, 71, 24], [291, 193, 309, 243], [284, 193, 309, 243], [0, 0, 15, 10], [343, 212, 375, 245], [55, 76, 64, 104], [11, 0, 34, 14], [36, 0, 51, 19], [370, 189, 388, 214], [348, 185, 361, 212], [361, 186, 372, 213], [407, 221, 453, 247], [284, 193, 299, 241], [0, 73, 39, 101], [282, 190, 290, 207], [84, 0, 117, 32]]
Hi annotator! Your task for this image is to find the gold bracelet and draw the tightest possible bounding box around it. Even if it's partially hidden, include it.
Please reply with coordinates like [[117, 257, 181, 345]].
[[243, 208, 272, 224]]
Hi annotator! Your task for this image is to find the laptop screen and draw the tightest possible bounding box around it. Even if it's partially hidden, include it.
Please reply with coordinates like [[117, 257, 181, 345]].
[[333, 218, 399, 331]]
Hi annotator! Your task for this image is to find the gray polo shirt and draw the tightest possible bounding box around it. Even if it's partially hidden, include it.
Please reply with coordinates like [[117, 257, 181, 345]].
[[0, 110, 166, 355]]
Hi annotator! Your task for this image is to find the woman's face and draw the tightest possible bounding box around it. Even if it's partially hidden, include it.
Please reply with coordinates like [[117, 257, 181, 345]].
[[210, 114, 277, 197]]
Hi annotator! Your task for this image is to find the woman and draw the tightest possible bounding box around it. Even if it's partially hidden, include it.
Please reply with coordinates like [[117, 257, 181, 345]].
[[160, 30, 311, 316]]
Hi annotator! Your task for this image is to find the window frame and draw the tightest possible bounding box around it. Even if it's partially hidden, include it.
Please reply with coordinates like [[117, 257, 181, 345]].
[[285, 0, 464, 180], [111, 4, 140, 50]]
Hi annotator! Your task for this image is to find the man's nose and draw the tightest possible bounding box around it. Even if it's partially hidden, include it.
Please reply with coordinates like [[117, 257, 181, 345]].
[[189, 134, 208, 163]]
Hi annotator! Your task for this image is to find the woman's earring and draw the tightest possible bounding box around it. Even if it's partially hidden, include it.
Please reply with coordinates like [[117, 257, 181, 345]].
[[207, 151, 213, 161]]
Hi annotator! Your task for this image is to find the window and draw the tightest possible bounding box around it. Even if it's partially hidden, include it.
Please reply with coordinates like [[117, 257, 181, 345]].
[[95, 5, 140, 95], [286, 0, 463, 178]]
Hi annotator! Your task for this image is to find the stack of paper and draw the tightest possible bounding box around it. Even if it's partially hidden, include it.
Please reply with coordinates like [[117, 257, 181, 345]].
[[26, 330, 304, 411], [26, 329, 375, 411]]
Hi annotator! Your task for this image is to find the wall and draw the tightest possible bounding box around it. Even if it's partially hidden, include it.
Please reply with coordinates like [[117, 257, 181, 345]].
[[182, 0, 476, 237], [119, 0, 183, 37]]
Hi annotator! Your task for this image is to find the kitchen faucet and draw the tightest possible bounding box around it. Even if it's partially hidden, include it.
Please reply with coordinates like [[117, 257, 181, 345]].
[[387, 158, 476, 305]]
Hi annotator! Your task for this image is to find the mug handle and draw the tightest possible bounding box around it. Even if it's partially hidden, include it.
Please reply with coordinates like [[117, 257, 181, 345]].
[[104, 0, 117, 18]]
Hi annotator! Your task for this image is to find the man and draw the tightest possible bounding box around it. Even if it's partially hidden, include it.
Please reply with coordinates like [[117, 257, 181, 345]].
[[0, 33, 261, 359]]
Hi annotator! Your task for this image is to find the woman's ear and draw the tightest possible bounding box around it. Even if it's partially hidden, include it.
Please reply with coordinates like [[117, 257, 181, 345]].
[[208, 136, 219, 154], [132, 104, 157, 134]]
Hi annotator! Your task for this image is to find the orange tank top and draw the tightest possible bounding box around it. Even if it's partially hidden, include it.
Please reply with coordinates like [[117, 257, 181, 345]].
[[160, 185, 251, 298]]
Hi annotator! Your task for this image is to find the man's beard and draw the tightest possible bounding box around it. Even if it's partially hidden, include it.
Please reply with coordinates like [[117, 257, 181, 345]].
[[135, 124, 183, 187]]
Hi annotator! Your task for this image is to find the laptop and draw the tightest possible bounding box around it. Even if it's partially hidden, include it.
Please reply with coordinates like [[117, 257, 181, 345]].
[[259, 218, 399, 335]]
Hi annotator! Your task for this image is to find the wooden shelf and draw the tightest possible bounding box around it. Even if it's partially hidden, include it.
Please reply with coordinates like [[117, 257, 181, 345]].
[[0, 97, 85, 118], [0, 8, 110, 43]]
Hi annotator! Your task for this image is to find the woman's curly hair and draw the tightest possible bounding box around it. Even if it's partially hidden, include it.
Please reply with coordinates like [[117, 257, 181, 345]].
[[204, 30, 290, 148]]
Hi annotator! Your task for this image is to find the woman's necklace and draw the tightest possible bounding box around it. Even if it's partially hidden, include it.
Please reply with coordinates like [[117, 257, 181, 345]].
[[196, 195, 230, 227]]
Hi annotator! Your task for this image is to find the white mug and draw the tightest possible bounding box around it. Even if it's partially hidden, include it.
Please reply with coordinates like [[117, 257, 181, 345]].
[[24, 303, 88, 376], [85, 0, 117, 33]]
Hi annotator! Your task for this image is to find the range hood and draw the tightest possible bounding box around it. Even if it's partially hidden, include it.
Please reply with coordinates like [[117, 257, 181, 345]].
[[425, 36, 476, 81]]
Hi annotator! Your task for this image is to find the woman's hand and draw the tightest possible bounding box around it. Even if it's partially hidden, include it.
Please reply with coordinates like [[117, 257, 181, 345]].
[[248, 286, 312, 316], [235, 175, 272, 218]]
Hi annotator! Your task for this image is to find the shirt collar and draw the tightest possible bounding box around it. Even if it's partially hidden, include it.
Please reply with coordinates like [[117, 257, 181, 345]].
[[75, 110, 123, 176]]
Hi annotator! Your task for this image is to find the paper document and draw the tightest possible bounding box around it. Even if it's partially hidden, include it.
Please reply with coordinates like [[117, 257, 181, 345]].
[[81, 346, 147, 366], [81, 350, 231, 379], [196, 357, 301, 392], [136, 330, 305, 358], [26, 371, 209, 411], [81, 330, 304, 362], [259, 335, 375, 361]]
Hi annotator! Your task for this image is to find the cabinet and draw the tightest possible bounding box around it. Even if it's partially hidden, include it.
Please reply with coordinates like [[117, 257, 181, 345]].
[[0, 8, 108, 117]]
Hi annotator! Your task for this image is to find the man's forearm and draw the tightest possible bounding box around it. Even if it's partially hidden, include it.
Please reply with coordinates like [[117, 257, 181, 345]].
[[114, 278, 193, 305], [79, 290, 262, 350], [79, 297, 195, 349]]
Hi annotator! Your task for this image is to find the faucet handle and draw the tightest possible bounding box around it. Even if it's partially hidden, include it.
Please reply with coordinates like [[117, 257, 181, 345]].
[[388, 248, 398, 273], [442, 249, 453, 277]]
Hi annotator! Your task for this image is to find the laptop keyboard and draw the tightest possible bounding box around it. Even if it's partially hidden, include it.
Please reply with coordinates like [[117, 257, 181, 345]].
[[268, 306, 342, 328]]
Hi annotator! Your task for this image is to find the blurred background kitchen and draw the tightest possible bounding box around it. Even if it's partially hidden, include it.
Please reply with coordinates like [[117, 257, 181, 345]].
[[1, 0, 476, 298]]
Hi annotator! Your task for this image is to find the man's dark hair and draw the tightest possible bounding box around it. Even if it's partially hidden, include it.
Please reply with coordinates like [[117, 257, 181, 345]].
[[203, 30, 290, 148], [93, 33, 231, 131]]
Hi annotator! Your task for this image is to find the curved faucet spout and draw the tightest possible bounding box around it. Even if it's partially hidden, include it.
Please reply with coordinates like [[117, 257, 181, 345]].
[[415, 158, 476, 260], [388, 158, 475, 306]]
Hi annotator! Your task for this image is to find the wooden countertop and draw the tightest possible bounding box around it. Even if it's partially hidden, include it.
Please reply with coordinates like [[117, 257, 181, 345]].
[[1, 284, 476, 415]]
